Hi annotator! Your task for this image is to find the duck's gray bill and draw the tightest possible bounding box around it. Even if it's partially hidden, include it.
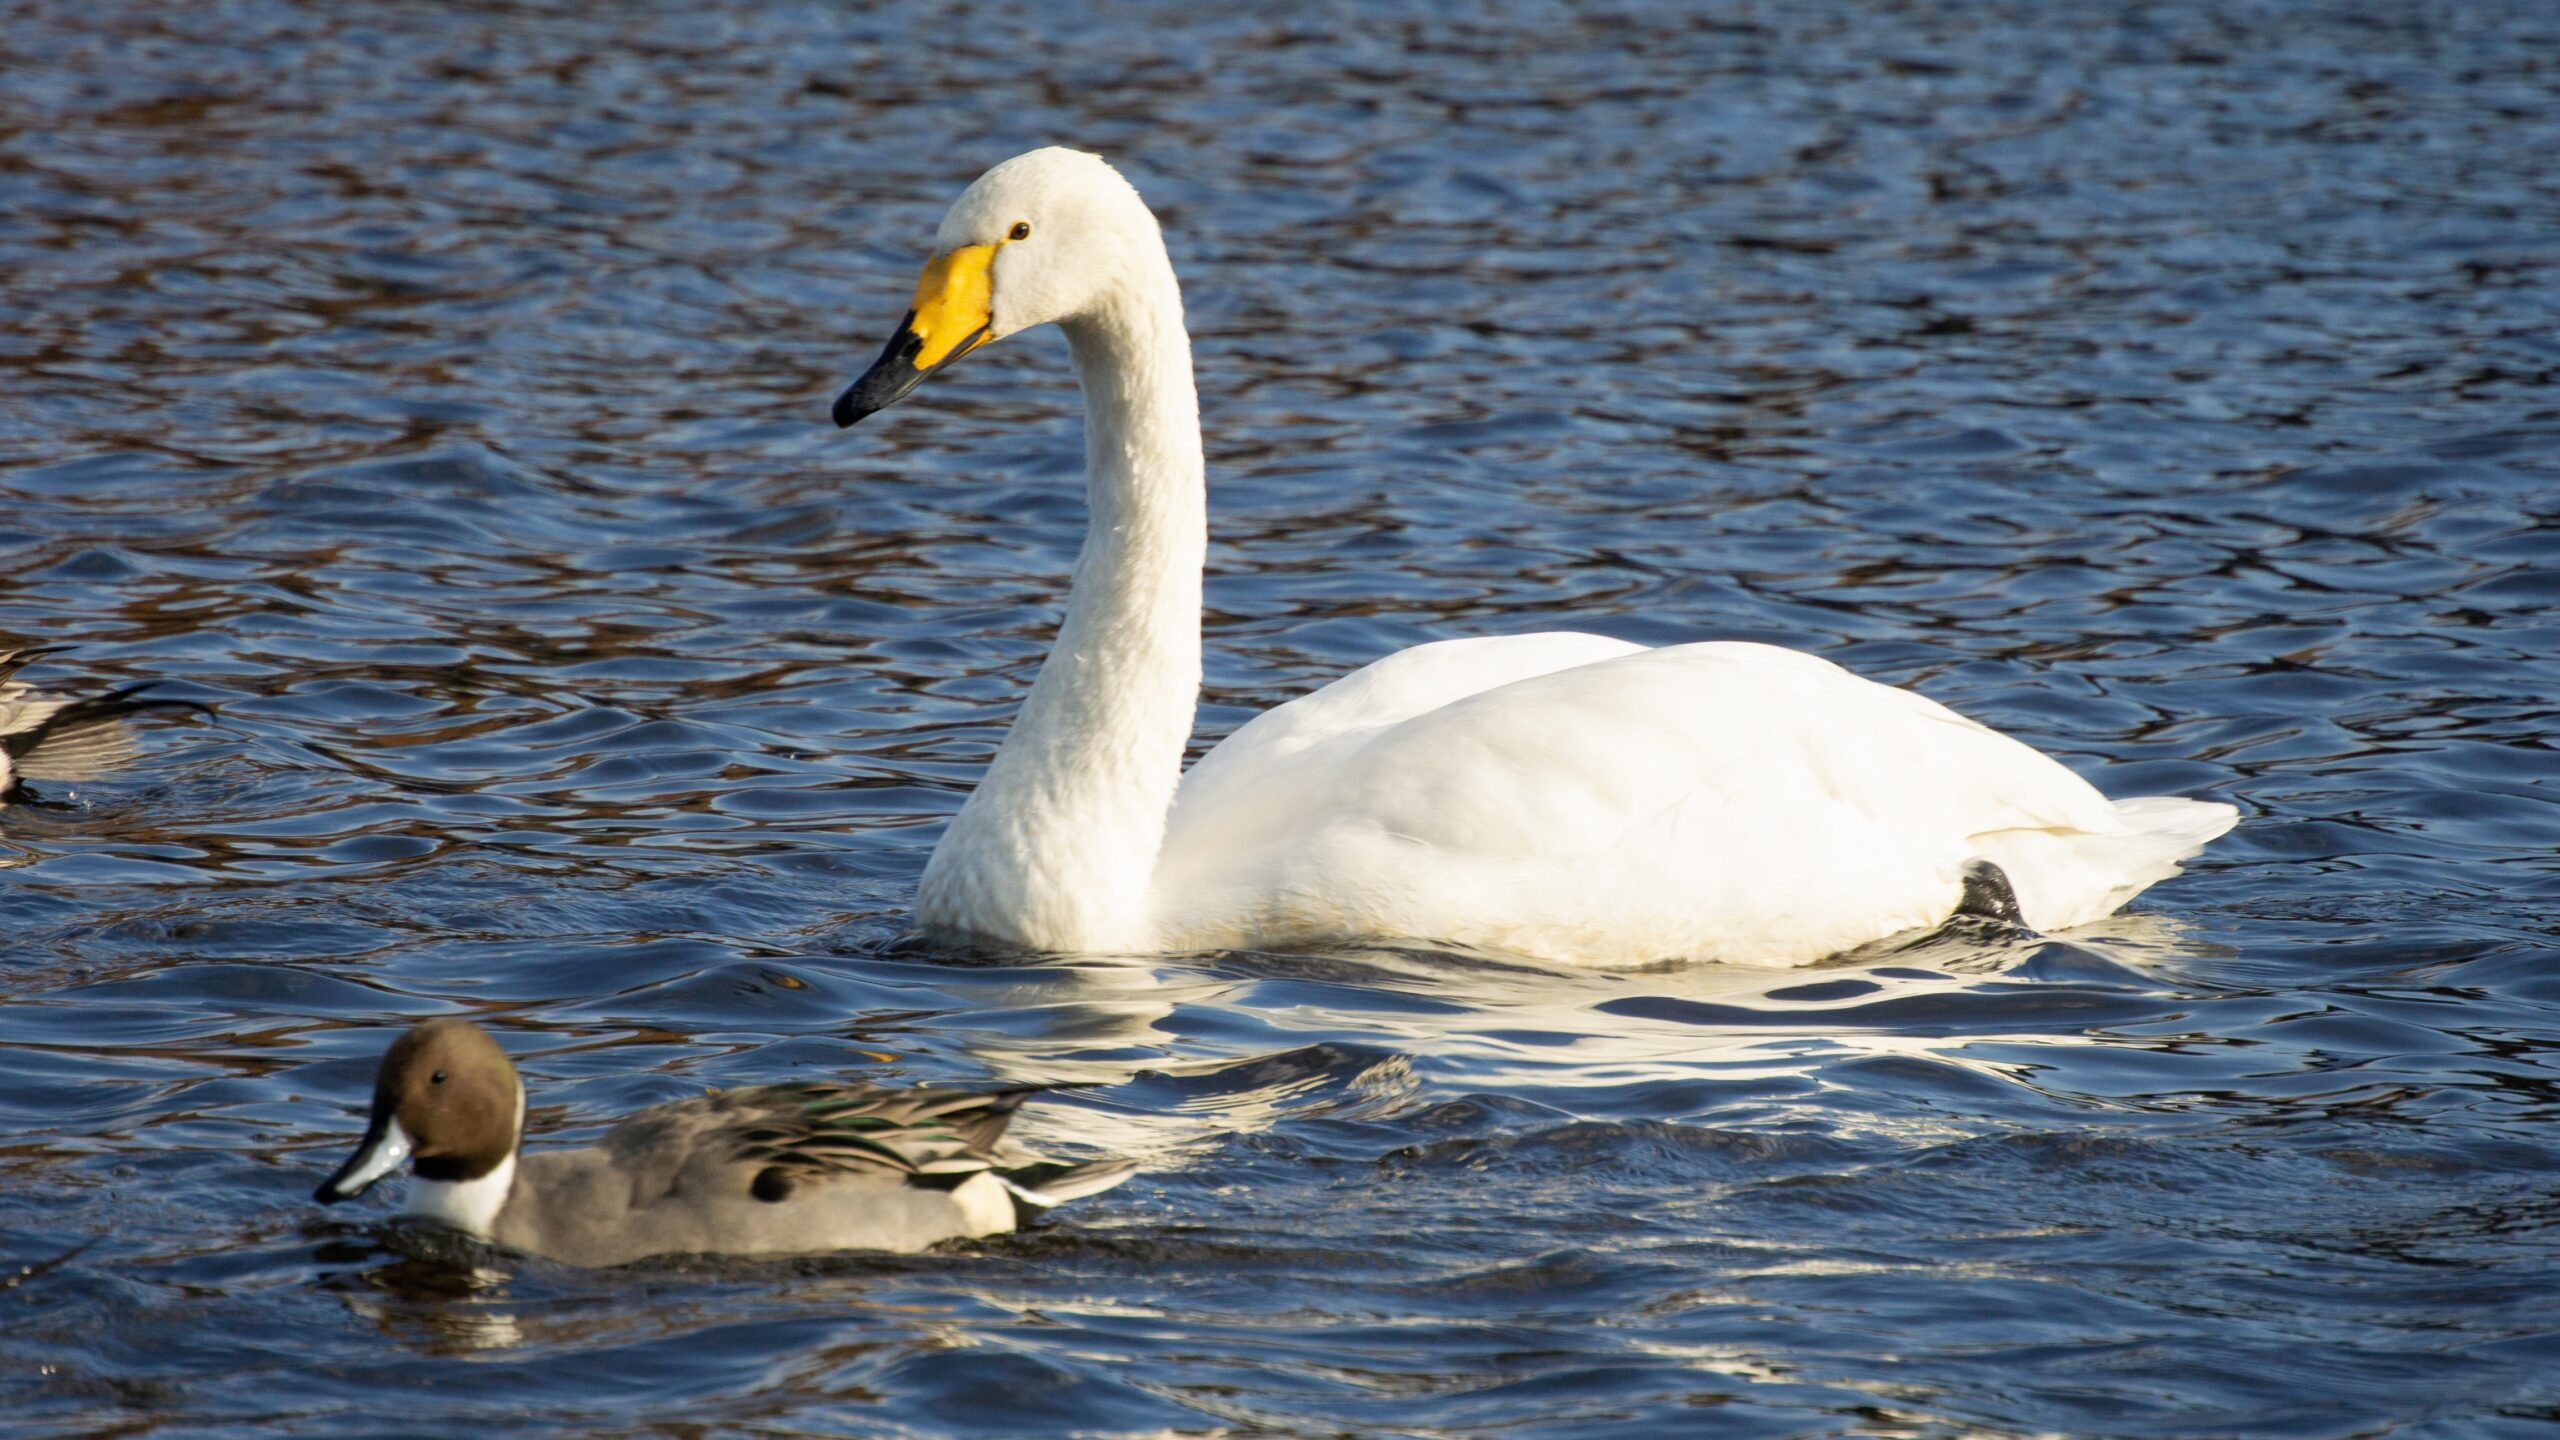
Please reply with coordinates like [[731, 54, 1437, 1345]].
[[315, 1117, 412, 1204]]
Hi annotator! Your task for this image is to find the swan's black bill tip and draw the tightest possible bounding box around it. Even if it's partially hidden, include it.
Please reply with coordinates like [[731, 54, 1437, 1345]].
[[832, 355, 924, 429], [834, 312, 936, 430]]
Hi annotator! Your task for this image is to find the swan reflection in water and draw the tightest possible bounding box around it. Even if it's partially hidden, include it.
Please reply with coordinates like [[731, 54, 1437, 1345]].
[[907, 913, 2229, 1168]]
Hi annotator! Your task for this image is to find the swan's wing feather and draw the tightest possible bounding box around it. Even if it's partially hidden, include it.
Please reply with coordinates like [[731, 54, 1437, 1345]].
[[1178, 632, 1643, 823]]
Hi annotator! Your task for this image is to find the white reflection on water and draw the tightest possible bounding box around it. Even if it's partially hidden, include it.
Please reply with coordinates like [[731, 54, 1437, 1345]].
[[960, 914, 2228, 1163]]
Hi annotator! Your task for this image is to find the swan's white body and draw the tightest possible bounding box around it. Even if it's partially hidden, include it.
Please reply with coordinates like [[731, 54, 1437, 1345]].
[[840, 149, 2236, 967]]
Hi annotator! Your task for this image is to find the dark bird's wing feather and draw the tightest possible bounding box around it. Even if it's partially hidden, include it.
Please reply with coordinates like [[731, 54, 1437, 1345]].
[[5, 691, 146, 783], [0, 660, 208, 794], [0, 648, 70, 687]]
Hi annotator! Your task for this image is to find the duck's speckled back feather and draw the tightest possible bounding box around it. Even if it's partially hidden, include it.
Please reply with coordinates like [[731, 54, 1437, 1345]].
[[662, 1081, 1038, 1190]]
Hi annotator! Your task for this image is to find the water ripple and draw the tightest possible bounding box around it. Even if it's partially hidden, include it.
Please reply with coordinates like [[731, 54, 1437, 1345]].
[[5, 0, 2560, 1436]]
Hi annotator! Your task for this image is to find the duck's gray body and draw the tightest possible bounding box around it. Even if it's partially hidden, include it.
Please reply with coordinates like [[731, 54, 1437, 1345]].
[[498, 1149, 1018, 1266], [485, 1083, 1084, 1267]]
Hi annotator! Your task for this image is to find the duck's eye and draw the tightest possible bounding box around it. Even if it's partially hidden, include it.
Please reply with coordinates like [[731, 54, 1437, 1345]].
[[431, 1070, 448, 1085], [1008, 221, 1032, 241]]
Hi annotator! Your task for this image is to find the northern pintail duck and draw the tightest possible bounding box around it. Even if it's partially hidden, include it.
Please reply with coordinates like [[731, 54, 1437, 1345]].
[[314, 1018, 1137, 1266]]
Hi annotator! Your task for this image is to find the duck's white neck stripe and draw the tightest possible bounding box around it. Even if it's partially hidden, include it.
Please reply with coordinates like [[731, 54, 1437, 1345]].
[[402, 1089, 523, 1239], [406, 1152, 515, 1238]]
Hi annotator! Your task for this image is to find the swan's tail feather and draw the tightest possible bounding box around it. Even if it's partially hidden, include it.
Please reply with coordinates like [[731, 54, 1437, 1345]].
[[2108, 794, 2241, 855], [1971, 795, 2237, 933]]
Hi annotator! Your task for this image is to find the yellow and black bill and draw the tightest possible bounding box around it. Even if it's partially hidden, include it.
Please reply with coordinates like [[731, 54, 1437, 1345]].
[[833, 243, 1000, 428]]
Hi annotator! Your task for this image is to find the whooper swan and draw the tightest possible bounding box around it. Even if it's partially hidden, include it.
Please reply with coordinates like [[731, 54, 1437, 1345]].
[[832, 148, 2236, 967]]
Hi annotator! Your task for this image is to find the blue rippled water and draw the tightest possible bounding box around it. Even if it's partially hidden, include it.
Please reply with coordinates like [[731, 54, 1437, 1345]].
[[5, 1, 2559, 1435]]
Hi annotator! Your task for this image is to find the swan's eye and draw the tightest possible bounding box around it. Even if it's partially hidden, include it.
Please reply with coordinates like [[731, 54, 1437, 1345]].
[[1008, 221, 1032, 241]]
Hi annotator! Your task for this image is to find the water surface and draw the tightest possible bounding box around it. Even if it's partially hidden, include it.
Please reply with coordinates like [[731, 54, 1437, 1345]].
[[5, 1, 2559, 1435]]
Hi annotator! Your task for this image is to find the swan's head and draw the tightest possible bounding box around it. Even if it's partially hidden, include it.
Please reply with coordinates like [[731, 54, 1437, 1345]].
[[834, 147, 1164, 427]]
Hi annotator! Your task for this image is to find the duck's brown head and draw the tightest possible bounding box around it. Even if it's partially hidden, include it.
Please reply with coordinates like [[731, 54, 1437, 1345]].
[[315, 1018, 522, 1203]]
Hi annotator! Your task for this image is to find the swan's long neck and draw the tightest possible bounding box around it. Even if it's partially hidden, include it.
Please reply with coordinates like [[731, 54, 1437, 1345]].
[[917, 267, 1204, 952]]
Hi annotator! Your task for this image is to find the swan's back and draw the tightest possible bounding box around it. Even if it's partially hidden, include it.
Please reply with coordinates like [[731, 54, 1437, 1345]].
[[1158, 638, 2234, 965], [1176, 632, 1642, 816]]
